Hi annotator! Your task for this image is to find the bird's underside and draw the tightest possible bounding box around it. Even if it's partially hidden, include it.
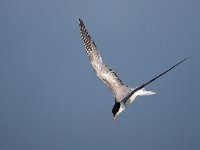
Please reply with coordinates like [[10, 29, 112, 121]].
[[79, 18, 188, 122]]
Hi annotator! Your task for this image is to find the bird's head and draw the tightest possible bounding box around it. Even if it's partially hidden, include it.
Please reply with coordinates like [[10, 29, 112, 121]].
[[112, 102, 125, 123]]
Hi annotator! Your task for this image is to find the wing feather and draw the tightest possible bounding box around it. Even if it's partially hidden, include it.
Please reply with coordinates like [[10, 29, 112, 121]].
[[79, 19, 125, 98]]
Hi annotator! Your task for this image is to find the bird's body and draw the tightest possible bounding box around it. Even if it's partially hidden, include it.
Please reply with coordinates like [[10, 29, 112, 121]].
[[79, 19, 188, 122]]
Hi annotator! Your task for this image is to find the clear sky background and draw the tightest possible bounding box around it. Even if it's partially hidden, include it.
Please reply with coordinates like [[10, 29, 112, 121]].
[[0, 0, 200, 150]]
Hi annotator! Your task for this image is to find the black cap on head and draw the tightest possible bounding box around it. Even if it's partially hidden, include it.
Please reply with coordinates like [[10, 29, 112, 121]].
[[112, 102, 120, 117]]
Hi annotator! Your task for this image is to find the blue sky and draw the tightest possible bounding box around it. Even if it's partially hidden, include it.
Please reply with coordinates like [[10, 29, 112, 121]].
[[0, 0, 200, 150]]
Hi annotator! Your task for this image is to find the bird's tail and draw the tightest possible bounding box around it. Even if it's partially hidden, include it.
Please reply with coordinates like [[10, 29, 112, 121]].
[[137, 88, 156, 96]]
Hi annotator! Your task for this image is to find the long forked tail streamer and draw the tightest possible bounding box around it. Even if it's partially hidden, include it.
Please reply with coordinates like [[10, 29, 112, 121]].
[[123, 57, 189, 103]]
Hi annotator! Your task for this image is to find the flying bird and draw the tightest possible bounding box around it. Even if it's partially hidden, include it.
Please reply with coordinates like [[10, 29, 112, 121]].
[[79, 19, 188, 123]]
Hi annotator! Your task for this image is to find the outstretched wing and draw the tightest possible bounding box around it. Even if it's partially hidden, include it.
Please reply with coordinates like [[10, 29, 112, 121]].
[[122, 57, 189, 103], [79, 19, 125, 98]]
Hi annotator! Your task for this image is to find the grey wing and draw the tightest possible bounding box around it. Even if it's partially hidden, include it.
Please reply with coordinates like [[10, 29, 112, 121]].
[[79, 19, 126, 99]]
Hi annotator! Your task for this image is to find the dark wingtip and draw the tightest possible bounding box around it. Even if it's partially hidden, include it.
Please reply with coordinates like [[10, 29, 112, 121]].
[[79, 18, 85, 28], [79, 18, 83, 24]]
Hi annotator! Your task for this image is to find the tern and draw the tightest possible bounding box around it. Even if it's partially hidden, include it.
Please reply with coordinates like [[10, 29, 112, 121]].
[[79, 19, 188, 123]]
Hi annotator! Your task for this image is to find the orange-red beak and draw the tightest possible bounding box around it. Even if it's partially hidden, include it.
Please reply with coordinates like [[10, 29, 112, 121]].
[[112, 116, 117, 123]]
